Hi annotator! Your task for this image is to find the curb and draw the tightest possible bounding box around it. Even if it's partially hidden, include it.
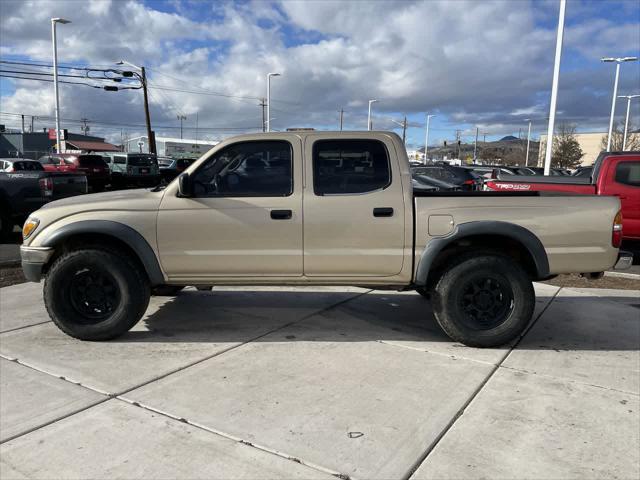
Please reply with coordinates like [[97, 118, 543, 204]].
[[604, 271, 640, 280]]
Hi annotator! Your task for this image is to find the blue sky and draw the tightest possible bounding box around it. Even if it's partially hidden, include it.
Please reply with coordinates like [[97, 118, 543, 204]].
[[1, 0, 638, 147]]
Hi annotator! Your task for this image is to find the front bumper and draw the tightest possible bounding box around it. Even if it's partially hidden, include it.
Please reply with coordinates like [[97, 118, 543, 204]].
[[614, 250, 633, 270], [20, 246, 54, 282]]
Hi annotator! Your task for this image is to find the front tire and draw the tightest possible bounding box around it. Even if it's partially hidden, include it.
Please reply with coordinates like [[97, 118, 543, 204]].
[[431, 254, 535, 347], [44, 248, 150, 340]]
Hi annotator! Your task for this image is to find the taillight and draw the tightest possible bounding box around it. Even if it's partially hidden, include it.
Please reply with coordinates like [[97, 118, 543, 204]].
[[39, 177, 53, 197], [463, 179, 474, 185], [612, 210, 623, 248]]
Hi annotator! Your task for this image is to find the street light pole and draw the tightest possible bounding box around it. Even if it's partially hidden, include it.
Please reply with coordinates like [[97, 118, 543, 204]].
[[543, 0, 566, 176], [117, 60, 156, 155], [267, 73, 280, 132], [367, 99, 378, 131], [602, 57, 638, 151], [51, 17, 70, 154], [525, 119, 532, 166], [618, 94, 640, 151], [177, 115, 186, 139], [425, 114, 435, 164]]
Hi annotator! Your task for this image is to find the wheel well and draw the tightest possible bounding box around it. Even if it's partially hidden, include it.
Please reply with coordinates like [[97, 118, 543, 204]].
[[426, 234, 539, 289], [43, 232, 148, 280]]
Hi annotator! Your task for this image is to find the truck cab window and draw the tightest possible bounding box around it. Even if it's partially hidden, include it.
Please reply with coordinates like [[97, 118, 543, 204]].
[[191, 140, 292, 197], [313, 139, 390, 195], [615, 162, 640, 187]]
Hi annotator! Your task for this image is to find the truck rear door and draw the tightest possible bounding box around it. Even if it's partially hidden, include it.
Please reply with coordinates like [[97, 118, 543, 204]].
[[302, 135, 406, 276], [599, 156, 640, 239]]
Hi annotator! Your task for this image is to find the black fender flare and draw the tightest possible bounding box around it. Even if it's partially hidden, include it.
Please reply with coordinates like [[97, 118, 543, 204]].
[[415, 220, 550, 286], [40, 220, 165, 285]]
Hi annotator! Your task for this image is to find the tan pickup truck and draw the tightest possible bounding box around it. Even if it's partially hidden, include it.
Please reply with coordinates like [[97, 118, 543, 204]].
[[20, 132, 631, 347]]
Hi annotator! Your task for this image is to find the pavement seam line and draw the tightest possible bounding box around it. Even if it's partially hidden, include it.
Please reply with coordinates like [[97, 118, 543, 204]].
[[115, 396, 352, 480], [0, 320, 53, 335], [402, 286, 562, 480], [114, 289, 373, 398], [375, 339, 500, 366], [499, 365, 640, 397], [0, 397, 114, 445]]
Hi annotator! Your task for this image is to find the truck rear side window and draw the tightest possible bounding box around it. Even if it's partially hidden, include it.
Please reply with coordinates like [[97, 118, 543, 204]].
[[615, 162, 640, 187], [313, 139, 390, 195]]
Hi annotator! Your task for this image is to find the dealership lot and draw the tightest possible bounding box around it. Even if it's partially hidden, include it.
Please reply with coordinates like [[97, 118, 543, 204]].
[[0, 283, 638, 479]]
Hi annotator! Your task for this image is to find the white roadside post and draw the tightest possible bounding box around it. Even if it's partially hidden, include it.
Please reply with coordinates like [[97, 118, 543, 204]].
[[367, 99, 378, 131], [543, 0, 566, 176], [602, 57, 638, 151], [51, 17, 71, 154], [425, 114, 436, 164], [266, 73, 280, 132], [617, 94, 640, 151]]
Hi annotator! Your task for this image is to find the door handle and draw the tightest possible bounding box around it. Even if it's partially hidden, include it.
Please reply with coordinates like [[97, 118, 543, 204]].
[[270, 209, 292, 220], [373, 207, 394, 217]]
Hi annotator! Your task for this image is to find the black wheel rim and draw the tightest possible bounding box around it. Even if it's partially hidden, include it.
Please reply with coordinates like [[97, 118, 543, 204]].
[[458, 274, 514, 330], [68, 267, 121, 323]]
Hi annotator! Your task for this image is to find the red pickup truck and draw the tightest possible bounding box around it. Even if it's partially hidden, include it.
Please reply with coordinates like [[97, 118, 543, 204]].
[[485, 152, 640, 242]]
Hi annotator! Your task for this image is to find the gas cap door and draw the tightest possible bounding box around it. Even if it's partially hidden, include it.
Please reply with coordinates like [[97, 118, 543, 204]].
[[428, 215, 454, 236]]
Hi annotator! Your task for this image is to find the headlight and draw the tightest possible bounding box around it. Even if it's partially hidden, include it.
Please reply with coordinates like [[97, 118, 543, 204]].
[[22, 218, 39, 239]]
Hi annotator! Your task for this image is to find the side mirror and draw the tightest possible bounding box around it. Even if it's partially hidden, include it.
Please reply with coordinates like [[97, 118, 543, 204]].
[[177, 172, 192, 197]]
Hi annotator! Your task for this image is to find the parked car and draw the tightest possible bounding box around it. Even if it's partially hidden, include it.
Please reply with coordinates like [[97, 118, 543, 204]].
[[1, 170, 87, 240], [412, 173, 461, 191], [0, 158, 45, 172], [485, 151, 640, 241], [158, 157, 196, 182], [38, 153, 110, 192], [412, 165, 482, 190], [101, 153, 161, 187], [21, 131, 629, 347], [464, 165, 518, 179]]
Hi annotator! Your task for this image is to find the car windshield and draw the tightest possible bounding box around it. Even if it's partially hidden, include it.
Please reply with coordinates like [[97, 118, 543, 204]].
[[18, 161, 44, 171], [78, 155, 108, 167], [128, 155, 156, 166], [157, 158, 174, 167]]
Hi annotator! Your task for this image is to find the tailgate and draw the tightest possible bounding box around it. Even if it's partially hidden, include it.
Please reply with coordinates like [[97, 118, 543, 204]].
[[50, 174, 87, 199]]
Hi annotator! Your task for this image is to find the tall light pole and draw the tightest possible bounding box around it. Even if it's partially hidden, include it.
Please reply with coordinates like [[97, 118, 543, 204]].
[[424, 114, 436, 164], [602, 57, 638, 151], [266, 73, 280, 132], [367, 99, 378, 131], [525, 118, 532, 166], [177, 115, 186, 139], [51, 17, 70, 154], [618, 94, 640, 151], [117, 60, 156, 155], [543, 0, 566, 176]]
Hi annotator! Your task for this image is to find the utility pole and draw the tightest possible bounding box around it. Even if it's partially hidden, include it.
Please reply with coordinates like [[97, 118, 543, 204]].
[[424, 114, 436, 164], [51, 17, 71, 154], [602, 58, 638, 151], [619, 94, 640, 151], [267, 73, 281, 132], [21, 115, 25, 134], [195, 112, 199, 142], [473, 127, 479, 162], [259, 98, 267, 132], [30, 116, 34, 133], [177, 115, 186, 139], [402, 116, 407, 144], [455, 129, 462, 159], [339, 108, 344, 131], [117, 60, 155, 153], [483, 132, 488, 143]]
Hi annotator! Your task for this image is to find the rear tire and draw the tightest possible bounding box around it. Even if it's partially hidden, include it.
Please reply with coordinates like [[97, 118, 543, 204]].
[[431, 254, 535, 347], [44, 247, 150, 340]]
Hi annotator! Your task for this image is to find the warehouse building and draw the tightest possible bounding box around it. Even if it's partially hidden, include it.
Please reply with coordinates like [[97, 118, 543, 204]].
[[125, 136, 218, 158]]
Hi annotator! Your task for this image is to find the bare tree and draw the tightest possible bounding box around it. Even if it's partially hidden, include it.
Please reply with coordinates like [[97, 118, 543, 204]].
[[600, 121, 640, 151]]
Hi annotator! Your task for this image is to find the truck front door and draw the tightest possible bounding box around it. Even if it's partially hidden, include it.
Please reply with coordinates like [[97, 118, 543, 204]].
[[601, 157, 640, 239], [157, 137, 303, 278], [303, 136, 407, 277]]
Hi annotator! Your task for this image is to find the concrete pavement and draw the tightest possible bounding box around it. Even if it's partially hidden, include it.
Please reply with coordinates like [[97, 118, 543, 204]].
[[0, 283, 638, 479]]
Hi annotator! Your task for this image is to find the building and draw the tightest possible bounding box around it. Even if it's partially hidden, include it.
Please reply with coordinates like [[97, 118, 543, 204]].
[[125, 136, 218, 158], [537, 132, 606, 166], [0, 131, 119, 159]]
